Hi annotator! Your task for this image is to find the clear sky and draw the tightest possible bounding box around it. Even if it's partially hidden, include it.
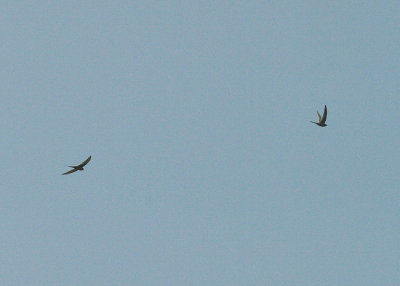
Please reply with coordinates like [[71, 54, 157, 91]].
[[1, 1, 399, 285]]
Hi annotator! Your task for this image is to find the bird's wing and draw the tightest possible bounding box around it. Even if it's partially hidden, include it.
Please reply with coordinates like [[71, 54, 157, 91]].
[[317, 111, 322, 122], [62, 169, 78, 175], [321, 105, 327, 123], [77, 156, 91, 168]]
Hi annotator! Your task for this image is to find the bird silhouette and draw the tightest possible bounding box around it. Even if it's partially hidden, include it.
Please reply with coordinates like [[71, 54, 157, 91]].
[[310, 105, 327, 127], [62, 156, 91, 175]]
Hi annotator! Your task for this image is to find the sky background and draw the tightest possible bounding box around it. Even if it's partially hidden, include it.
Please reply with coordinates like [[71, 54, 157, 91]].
[[1, 1, 399, 285]]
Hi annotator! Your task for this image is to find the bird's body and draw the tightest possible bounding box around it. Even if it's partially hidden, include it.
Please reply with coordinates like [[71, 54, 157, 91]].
[[310, 105, 328, 127], [62, 156, 91, 175]]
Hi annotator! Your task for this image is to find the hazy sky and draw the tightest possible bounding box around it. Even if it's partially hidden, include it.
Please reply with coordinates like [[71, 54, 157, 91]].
[[1, 1, 399, 285]]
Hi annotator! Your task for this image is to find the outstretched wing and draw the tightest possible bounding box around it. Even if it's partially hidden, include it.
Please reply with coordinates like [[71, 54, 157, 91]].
[[62, 168, 78, 175], [321, 105, 327, 123], [317, 111, 322, 122], [77, 156, 91, 168]]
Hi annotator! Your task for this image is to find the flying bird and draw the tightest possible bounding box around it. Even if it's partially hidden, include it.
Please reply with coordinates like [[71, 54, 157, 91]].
[[310, 105, 328, 127], [62, 156, 91, 175]]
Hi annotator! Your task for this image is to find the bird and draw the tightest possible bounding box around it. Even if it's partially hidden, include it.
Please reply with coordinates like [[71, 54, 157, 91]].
[[310, 105, 328, 127], [62, 156, 91, 175]]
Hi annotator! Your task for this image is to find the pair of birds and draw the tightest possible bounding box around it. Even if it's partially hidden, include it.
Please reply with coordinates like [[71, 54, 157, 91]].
[[62, 106, 327, 175]]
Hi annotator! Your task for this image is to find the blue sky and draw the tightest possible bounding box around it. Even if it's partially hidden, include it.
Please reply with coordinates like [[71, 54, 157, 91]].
[[1, 1, 399, 285]]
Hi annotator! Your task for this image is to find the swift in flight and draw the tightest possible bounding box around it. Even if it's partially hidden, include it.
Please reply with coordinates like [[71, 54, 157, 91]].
[[62, 156, 91, 175], [310, 105, 328, 127]]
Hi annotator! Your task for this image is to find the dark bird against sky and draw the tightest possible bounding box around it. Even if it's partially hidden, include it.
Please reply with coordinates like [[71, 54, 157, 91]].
[[62, 156, 91, 175], [310, 105, 328, 127]]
